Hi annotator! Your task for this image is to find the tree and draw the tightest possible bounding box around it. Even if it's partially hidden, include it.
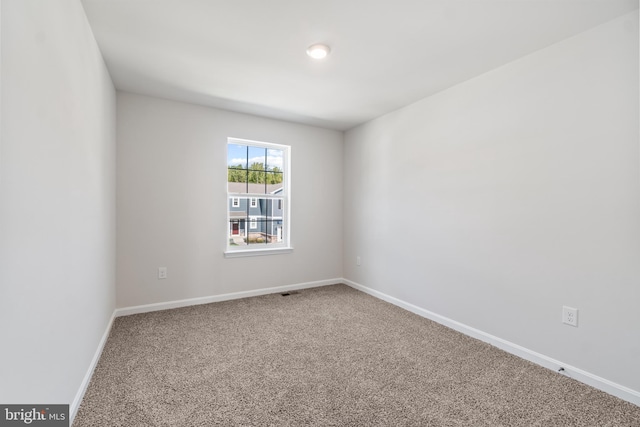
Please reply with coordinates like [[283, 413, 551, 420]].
[[248, 162, 265, 183], [228, 163, 283, 185], [267, 167, 283, 184], [227, 165, 246, 182]]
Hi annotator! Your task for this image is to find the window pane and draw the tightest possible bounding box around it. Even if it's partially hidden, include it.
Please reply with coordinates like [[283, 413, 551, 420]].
[[247, 216, 267, 244], [248, 146, 266, 171], [267, 217, 284, 243], [268, 199, 284, 243], [267, 148, 284, 171], [228, 219, 247, 246], [272, 198, 284, 216], [265, 172, 284, 193], [267, 149, 284, 194], [229, 197, 247, 247], [273, 220, 284, 243], [247, 146, 266, 191], [246, 217, 284, 244], [228, 143, 248, 193], [228, 144, 248, 169], [228, 173, 248, 193], [229, 196, 249, 245]]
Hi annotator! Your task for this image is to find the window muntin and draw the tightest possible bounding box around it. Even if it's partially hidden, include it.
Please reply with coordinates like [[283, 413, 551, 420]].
[[226, 138, 289, 254]]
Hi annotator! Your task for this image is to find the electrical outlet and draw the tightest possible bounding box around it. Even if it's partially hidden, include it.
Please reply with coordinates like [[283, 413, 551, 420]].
[[356, 256, 361, 266], [562, 306, 578, 327], [158, 267, 167, 279]]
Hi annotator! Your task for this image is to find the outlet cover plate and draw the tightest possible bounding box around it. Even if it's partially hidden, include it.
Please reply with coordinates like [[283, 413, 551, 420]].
[[562, 306, 578, 327]]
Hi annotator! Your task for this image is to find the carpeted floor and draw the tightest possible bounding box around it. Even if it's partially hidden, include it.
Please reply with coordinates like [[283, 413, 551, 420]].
[[73, 284, 640, 426]]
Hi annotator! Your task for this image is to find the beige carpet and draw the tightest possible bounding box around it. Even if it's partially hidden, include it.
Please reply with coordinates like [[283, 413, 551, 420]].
[[74, 284, 640, 426]]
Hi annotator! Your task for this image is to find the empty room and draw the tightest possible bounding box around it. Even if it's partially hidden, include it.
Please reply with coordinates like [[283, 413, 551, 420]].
[[1, 0, 639, 425]]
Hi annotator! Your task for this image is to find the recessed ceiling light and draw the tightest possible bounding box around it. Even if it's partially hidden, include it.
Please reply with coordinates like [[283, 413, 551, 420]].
[[306, 44, 331, 60]]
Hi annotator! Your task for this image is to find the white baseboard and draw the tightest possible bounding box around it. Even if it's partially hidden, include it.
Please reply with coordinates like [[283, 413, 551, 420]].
[[342, 279, 640, 407], [70, 310, 116, 424], [114, 278, 341, 317]]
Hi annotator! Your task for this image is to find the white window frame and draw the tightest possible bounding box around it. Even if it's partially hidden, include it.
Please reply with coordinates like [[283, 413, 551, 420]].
[[225, 137, 292, 257], [250, 198, 257, 208], [232, 197, 240, 208]]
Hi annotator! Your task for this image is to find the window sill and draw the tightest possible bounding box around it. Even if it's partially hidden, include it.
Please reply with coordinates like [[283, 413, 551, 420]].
[[224, 247, 294, 258]]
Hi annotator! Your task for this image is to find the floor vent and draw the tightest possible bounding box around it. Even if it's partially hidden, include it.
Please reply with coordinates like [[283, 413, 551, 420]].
[[281, 291, 300, 296]]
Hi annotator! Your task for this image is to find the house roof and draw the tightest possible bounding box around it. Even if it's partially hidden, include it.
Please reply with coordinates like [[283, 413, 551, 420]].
[[228, 182, 283, 195], [229, 211, 247, 219]]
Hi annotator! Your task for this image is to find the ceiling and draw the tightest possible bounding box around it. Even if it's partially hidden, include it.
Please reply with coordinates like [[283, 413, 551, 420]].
[[81, 0, 638, 131]]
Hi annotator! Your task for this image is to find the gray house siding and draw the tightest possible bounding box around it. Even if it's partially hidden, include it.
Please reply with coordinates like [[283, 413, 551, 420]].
[[228, 194, 284, 244]]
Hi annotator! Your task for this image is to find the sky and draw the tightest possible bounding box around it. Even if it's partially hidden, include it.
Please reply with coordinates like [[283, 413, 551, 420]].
[[227, 144, 283, 170]]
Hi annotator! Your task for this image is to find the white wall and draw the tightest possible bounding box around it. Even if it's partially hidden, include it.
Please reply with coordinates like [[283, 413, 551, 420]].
[[116, 93, 343, 308], [344, 11, 640, 394], [0, 0, 116, 408]]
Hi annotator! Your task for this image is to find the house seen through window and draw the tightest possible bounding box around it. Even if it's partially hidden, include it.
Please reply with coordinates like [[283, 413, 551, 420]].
[[226, 138, 290, 254]]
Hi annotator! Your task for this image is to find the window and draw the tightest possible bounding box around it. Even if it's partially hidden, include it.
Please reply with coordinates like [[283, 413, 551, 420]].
[[226, 138, 291, 257]]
